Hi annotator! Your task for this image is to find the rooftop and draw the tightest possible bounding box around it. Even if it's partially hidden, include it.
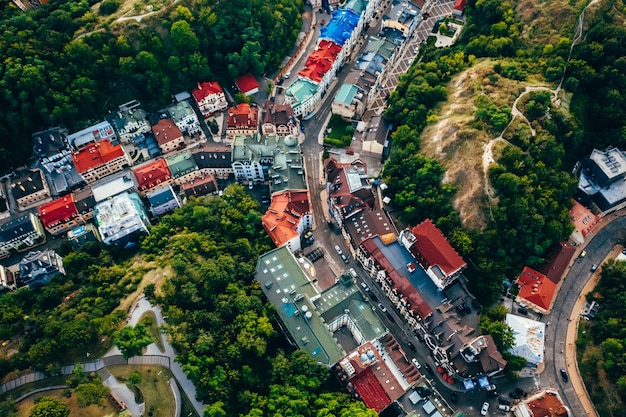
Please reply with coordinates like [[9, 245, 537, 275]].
[[0, 214, 37, 242], [569, 200, 599, 240], [38, 195, 78, 228], [516, 266, 557, 312], [363, 35, 397, 60], [107, 107, 147, 134], [132, 159, 172, 192], [255, 246, 345, 366], [535, 242, 576, 284], [285, 79, 319, 107], [192, 147, 232, 169], [234, 73, 260, 95], [405, 219, 466, 277], [345, 209, 397, 245], [192, 81, 224, 102], [94, 192, 149, 245], [505, 314, 545, 365], [182, 175, 219, 197], [71, 139, 126, 173], [298, 40, 343, 83], [91, 173, 137, 202], [344, 0, 366, 14], [152, 118, 183, 145], [18, 249, 64, 287], [73, 188, 96, 214], [518, 389, 570, 417], [319, 8, 360, 46], [167, 100, 197, 124], [32, 127, 69, 158], [586, 147, 626, 187], [262, 102, 297, 128], [165, 150, 198, 178], [11, 169, 46, 200], [146, 185, 179, 209], [67, 120, 116, 149], [334, 84, 360, 105], [262, 190, 311, 248], [226, 104, 259, 130]]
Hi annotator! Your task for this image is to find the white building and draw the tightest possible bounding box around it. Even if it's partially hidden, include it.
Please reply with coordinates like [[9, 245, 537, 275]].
[[505, 314, 546, 367], [167, 100, 201, 136], [94, 192, 150, 246]]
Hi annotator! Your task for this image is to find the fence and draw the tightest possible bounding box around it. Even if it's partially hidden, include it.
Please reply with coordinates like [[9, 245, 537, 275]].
[[0, 355, 171, 396]]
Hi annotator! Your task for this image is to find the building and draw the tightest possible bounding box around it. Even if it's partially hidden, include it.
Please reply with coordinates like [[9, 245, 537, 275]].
[[166, 100, 201, 136], [569, 200, 600, 245], [0, 264, 16, 291], [33, 127, 69, 171], [261, 102, 300, 137], [67, 223, 101, 249], [535, 242, 576, 285], [234, 73, 260, 96], [505, 314, 545, 367], [182, 174, 219, 198], [106, 103, 151, 144], [0, 213, 46, 258], [68, 121, 117, 149], [192, 81, 228, 117], [576, 147, 626, 213], [71, 139, 130, 184], [165, 150, 199, 185], [18, 250, 65, 289], [261, 190, 312, 252], [10, 169, 50, 209], [399, 219, 467, 291], [38, 194, 82, 236], [73, 188, 97, 221], [91, 174, 137, 202], [132, 159, 172, 194], [452, 0, 468, 16], [515, 266, 557, 315], [332, 84, 366, 118], [319, 9, 360, 51], [226, 104, 259, 140], [298, 40, 344, 93], [152, 118, 185, 154], [284, 79, 322, 118], [146, 185, 181, 217], [379, 0, 420, 45], [513, 389, 571, 417], [192, 147, 234, 179], [94, 192, 150, 247]]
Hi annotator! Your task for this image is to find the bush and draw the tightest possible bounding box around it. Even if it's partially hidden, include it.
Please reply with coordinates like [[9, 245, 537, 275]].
[[99, 0, 120, 15]]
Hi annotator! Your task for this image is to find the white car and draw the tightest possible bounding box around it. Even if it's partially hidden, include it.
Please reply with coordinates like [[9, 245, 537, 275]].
[[411, 358, 421, 369], [335, 245, 343, 255], [481, 402, 489, 415]]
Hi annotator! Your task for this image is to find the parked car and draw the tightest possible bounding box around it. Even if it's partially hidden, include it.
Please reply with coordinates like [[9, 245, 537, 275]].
[[411, 358, 421, 368], [498, 404, 511, 411], [498, 397, 511, 406], [341, 254, 349, 264], [377, 303, 387, 313], [514, 387, 527, 397], [450, 392, 457, 403], [407, 341, 417, 352], [486, 384, 497, 392], [360, 281, 370, 292], [591, 264, 598, 272], [487, 389, 499, 398], [480, 402, 489, 416], [560, 369, 569, 383], [509, 391, 521, 400], [335, 245, 343, 255]]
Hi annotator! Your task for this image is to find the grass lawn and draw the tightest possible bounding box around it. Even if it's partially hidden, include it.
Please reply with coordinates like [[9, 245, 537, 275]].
[[139, 311, 165, 353], [15, 388, 118, 417], [109, 365, 176, 417], [324, 115, 354, 148]]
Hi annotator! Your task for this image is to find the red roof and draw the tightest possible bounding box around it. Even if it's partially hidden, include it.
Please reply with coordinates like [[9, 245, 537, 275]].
[[351, 367, 392, 412], [38, 195, 78, 228], [409, 219, 466, 277], [298, 40, 342, 83], [536, 242, 576, 284], [570, 199, 599, 239], [226, 104, 259, 130], [234, 73, 260, 94], [132, 159, 172, 192], [152, 119, 183, 146], [71, 139, 125, 173], [516, 266, 557, 312], [191, 81, 224, 102], [262, 190, 311, 247], [454, 0, 467, 11]]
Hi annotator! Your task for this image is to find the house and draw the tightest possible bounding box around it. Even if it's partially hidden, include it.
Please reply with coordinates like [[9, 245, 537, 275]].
[[91, 174, 137, 202], [11, 169, 50, 209], [68, 120, 117, 149], [379, 0, 420, 44], [325, 158, 375, 230], [0, 264, 16, 291], [191, 81, 228, 117], [452, 0, 468, 16], [165, 150, 199, 185], [132, 159, 173, 194], [106, 102, 151, 144], [284, 79, 322, 118], [515, 266, 558, 314], [146, 185, 181, 217], [32, 127, 70, 171], [569, 199, 600, 245], [399, 219, 467, 291], [0, 213, 46, 258], [73, 187, 97, 221], [576, 147, 626, 213], [192, 146, 234, 179], [535, 242, 576, 285], [71, 139, 130, 184], [261, 102, 299, 137], [94, 192, 150, 247], [226, 104, 259, 140], [505, 314, 546, 367], [67, 223, 101, 249], [18, 249, 65, 289], [234, 73, 260, 96], [261, 190, 312, 252], [152, 118, 185, 154], [38, 194, 82, 236], [166, 100, 201, 136], [332, 84, 365, 118], [319, 9, 360, 51], [182, 174, 219, 198], [298, 40, 344, 93], [514, 389, 571, 417]]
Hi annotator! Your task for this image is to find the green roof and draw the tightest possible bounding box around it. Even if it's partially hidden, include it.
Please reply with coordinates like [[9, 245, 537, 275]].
[[165, 150, 197, 178], [256, 247, 345, 366], [285, 79, 318, 107], [335, 84, 359, 105], [345, 0, 366, 14], [364, 36, 397, 60]]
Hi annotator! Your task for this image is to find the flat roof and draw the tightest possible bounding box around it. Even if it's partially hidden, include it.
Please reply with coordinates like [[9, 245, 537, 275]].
[[92, 174, 136, 202], [505, 314, 545, 364]]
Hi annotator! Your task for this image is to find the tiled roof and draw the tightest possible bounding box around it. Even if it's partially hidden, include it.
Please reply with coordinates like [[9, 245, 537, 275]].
[[298, 40, 342, 83], [192, 147, 232, 168], [38, 195, 78, 228], [226, 104, 259, 130], [182, 175, 219, 197], [570, 199, 599, 239], [409, 219, 466, 276], [132, 159, 172, 191], [516, 266, 557, 311], [234, 73, 260, 94], [165, 150, 198, 178], [151, 118, 183, 145], [32, 127, 68, 158], [536, 242, 576, 284], [11, 169, 46, 199], [523, 390, 569, 417], [71, 139, 125, 173], [453, 0, 467, 11], [262, 102, 295, 126], [0, 214, 37, 242], [191, 81, 224, 102], [262, 190, 310, 247], [73, 188, 96, 215]]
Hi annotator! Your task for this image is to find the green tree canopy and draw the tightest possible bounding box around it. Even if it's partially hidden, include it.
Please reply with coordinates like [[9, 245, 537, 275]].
[[29, 397, 69, 417]]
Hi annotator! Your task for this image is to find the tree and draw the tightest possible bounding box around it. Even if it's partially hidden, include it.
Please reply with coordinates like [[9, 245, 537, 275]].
[[99, 0, 120, 15], [128, 371, 142, 385], [170, 20, 200, 53], [75, 381, 109, 407], [29, 397, 69, 417], [113, 324, 153, 359]]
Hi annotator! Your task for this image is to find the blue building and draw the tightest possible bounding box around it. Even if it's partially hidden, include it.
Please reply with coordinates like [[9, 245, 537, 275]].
[[319, 9, 360, 46]]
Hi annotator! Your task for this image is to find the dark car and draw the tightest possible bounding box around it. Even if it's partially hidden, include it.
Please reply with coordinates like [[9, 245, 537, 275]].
[[406, 341, 416, 352], [423, 363, 434, 374], [498, 397, 511, 406], [509, 391, 521, 400], [487, 390, 499, 398], [560, 369, 569, 383], [514, 387, 528, 397], [450, 392, 458, 403]]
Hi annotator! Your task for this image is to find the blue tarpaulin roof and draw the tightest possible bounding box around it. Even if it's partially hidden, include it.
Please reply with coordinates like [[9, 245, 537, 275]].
[[463, 379, 476, 390], [477, 375, 490, 388], [319, 9, 360, 46]]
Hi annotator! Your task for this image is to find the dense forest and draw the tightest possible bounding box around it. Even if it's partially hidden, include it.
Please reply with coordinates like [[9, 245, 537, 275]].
[[0, 0, 302, 169], [579, 260, 626, 417], [383, 0, 624, 302]]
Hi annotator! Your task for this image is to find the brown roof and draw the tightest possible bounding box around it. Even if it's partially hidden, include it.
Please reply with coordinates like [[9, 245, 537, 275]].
[[262, 190, 311, 247], [536, 242, 576, 284], [524, 391, 569, 417], [182, 175, 219, 197], [478, 334, 507, 373], [226, 104, 259, 130], [262, 102, 295, 126], [151, 119, 183, 146]]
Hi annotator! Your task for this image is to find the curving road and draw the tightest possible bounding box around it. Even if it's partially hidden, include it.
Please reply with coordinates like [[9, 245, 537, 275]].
[[540, 213, 626, 417]]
